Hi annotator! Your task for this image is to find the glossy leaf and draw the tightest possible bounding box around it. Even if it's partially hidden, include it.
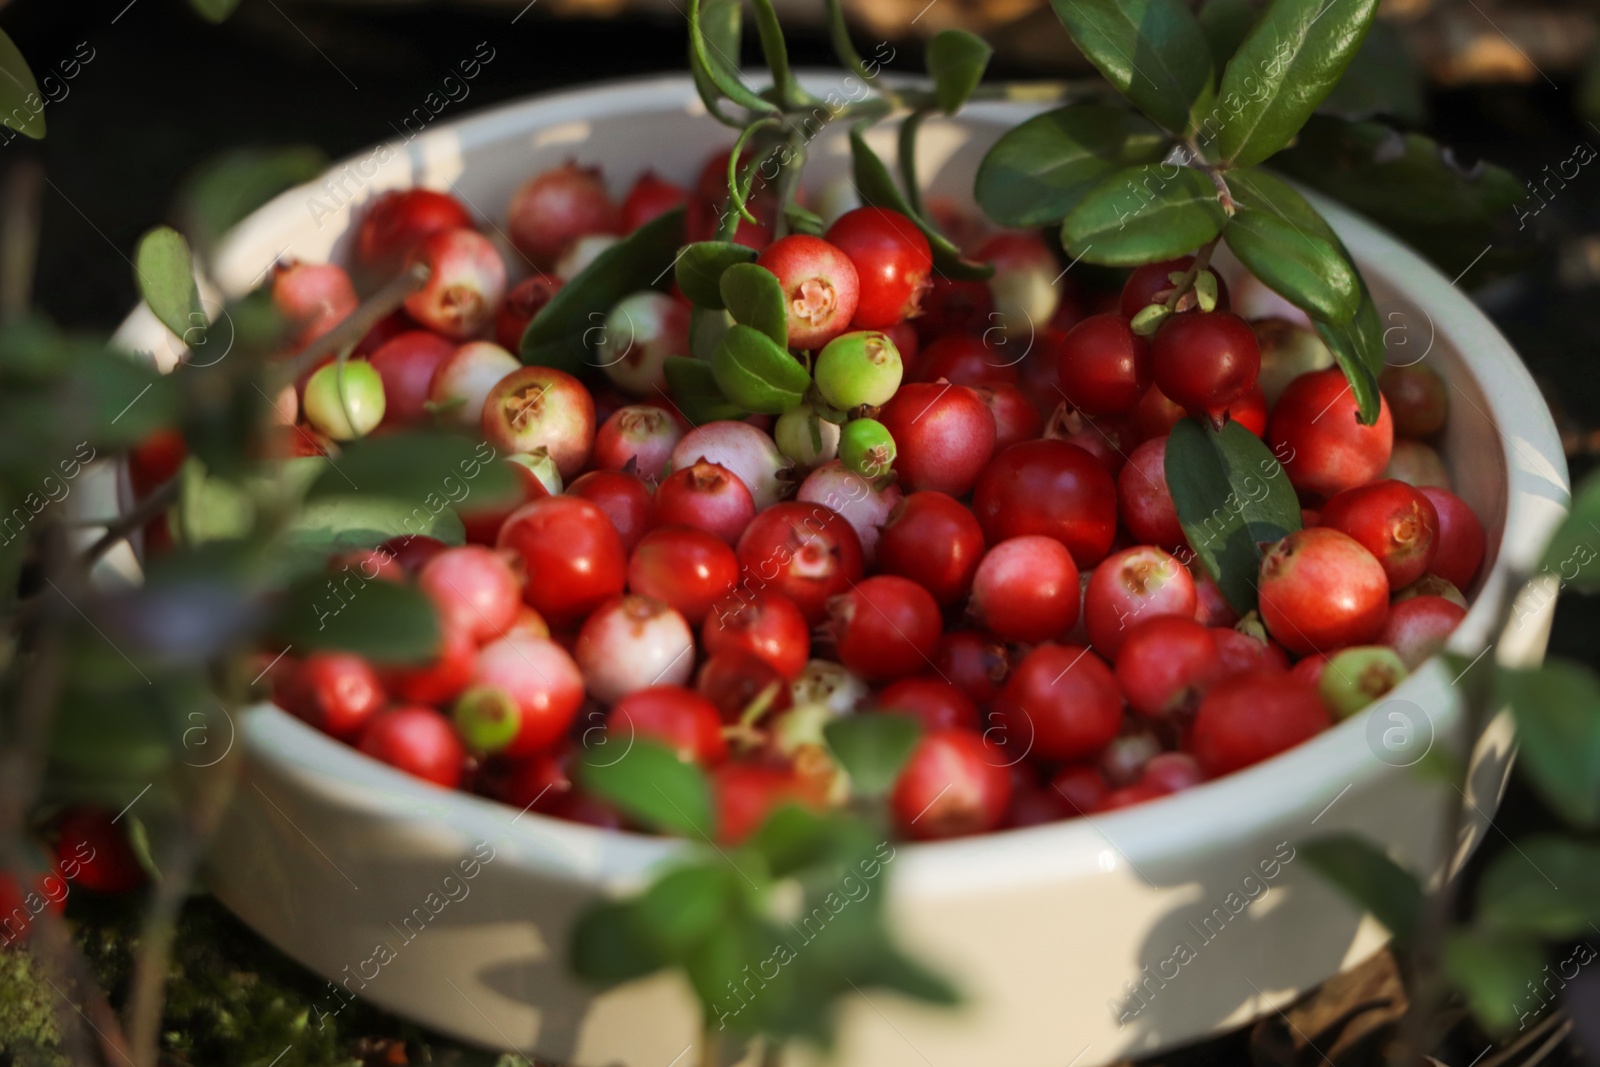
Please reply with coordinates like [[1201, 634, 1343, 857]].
[[1199, 0, 1259, 70], [663, 355, 746, 425], [1224, 168, 1360, 324], [283, 495, 466, 561], [304, 432, 517, 509], [974, 105, 1168, 228], [676, 241, 758, 309], [719, 262, 788, 346], [824, 714, 922, 799], [1538, 469, 1600, 593], [274, 573, 440, 664], [712, 324, 809, 414], [1062, 165, 1226, 268], [1442, 929, 1544, 1037], [569, 901, 664, 984], [1165, 416, 1302, 614], [521, 207, 684, 373], [1213, 0, 1379, 167], [1499, 662, 1600, 828], [849, 126, 992, 282], [578, 739, 715, 837], [1313, 281, 1383, 425], [1302, 834, 1423, 949], [926, 30, 991, 114], [1319, 18, 1426, 124], [135, 227, 207, 347], [0, 30, 44, 140], [1477, 836, 1600, 938], [178, 146, 328, 251], [1048, 0, 1214, 135]]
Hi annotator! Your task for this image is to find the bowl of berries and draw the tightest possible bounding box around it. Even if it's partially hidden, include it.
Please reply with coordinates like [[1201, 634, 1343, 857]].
[[105, 37, 1565, 1067]]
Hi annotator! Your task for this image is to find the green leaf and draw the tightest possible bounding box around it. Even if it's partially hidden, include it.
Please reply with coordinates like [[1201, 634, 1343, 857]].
[[1536, 470, 1600, 593], [635, 864, 735, 958], [1301, 834, 1423, 949], [1313, 280, 1383, 424], [676, 241, 758, 309], [1048, 0, 1214, 135], [1199, 0, 1260, 70], [824, 714, 922, 799], [663, 355, 747, 425], [189, 0, 244, 20], [1477, 836, 1600, 938], [135, 227, 207, 346], [0, 30, 44, 140], [521, 207, 685, 373], [304, 432, 517, 510], [719, 263, 788, 347], [689, 0, 772, 120], [1061, 165, 1227, 266], [748, 805, 876, 879], [974, 105, 1168, 228], [1318, 18, 1425, 124], [177, 146, 327, 251], [925, 30, 992, 114], [578, 740, 714, 837], [1224, 168, 1360, 324], [1499, 662, 1600, 828], [569, 901, 665, 984], [1165, 416, 1302, 614], [1212, 0, 1379, 167], [282, 494, 465, 560], [712, 324, 809, 414], [858, 945, 961, 1006], [848, 126, 992, 282], [273, 573, 440, 664], [1442, 929, 1544, 1037]]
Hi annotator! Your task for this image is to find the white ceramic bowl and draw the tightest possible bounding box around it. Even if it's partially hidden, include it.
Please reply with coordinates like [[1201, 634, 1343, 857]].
[[104, 73, 1569, 1067]]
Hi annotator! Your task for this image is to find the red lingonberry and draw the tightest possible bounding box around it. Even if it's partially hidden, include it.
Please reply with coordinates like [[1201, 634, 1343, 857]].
[[128, 428, 188, 498], [1150, 311, 1260, 416], [1228, 385, 1268, 437], [497, 496, 627, 627], [973, 383, 1044, 451], [1191, 565, 1240, 628], [276, 651, 386, 741], [368, 331, 455, 428], [481, 365, 594, 478], [670, 420, 793, 512], [55, 808, 146, 893], [1191, 670, 1328, 777], [825, 206, 933, 329], [495, 275, 563, 351], [1098, 731, 1162, 788], [575, 595, 695, 704], [877, 382, 997, 496], [1419, 487, 1486, 591], [652, 459, 758, 545], [972, 439, 1118, 566], [418, 546, 521, 645], [593, 404, 683, 484], [1118, 256, 1230, 320], [567, 470, 653, 554], [402, 229, 507, 340], [1114, 616, 1224, 718], [379, 618, 476, 706], [696, 648, 792, 723], [502, 746, 574, 814], [827, 575, 942, 684], [1118, 435, 1184, 549], [1085, 546, 1197, 659], [1319, 479, 1440, 589], [934, 630, 1012, 705], [879, 676, 980, 732], [1141, 752, 1204, 795], [795, 461, 902, 565], [914, 276, 993, 342], [734, 501, 864, 625], [996, 644, 1123, 761], [1258, 528, 1390, 655], [702, 589, 810, 680], [875, 491, 987, 607], [1050, 764, 1108, 815], [1124, 382, 1185, 445], [358, 706, 466, 788], [891, 729, 1012, 840], [629, 525, 740, 626], [1379, 363, 1449, 438], [1043, 405, 1129, 478], [427, 341, 520, 433], [621, 170, 688, 232], [911, 334, 1016, 388], [1381, 594, 1467, 669], [969, 535, 1081, 644], [357, 189, 474, 274], [1005, 783, 1071, 828], [714, 763, 818, 843], [1269, 369, 1395, 500], [508, 162, 620, 268], [755, 235, 860, 349], [458, 455, 555, 546], [1290, 652, 1331, 689], [379, 534, 450, 575], [1212, 625, 1290, 674], [607, 685, 726, 765], [1057, 312, 1152, 416], [471, 635, 586, 757]]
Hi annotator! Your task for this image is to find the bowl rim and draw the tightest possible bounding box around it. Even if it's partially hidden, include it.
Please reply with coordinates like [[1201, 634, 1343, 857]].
[[133, 71, 1569, 896]]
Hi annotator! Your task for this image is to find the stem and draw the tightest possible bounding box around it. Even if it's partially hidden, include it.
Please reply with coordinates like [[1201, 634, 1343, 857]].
[[748, 0, 812, 110], [771, 130, 807, 241], [80, 476, 180, 568], [1162, 235, 1220, 312], [897, 111, 928, 218], [688, 0, 780, 118], [277, 260, 428, 387], [821, 0, 873, 86], [728, 120, 781, 226], [0, 158, 42, 322]]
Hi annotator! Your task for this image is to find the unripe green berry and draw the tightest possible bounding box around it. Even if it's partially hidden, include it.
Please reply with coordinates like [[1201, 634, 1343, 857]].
[[304, 359, 386, 440], [454, 685, 521, 754], [774, 404, 840, 468], [813, 330, 902, 410], [839, 418, 896, 479], [1319, 646, 1408, 720]]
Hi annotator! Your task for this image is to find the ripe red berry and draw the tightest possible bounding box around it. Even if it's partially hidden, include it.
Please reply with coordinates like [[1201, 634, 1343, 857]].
[[276, 651, 385, 741], [875, 491, 987, 607], [1381, 594, 1467, 669], [827, 575, 941, 684], [495, 275, 563, 352], [128, 427, 188, 498], [670, 421, 794, 512], [575, 595, 695, 704], [701, 589, 810, 680], [995, 644, 1123, 761], [1118, 256, 1230, 320], [621, 170, 688, 232], [1258, 528, 1390, 655], [56, 808, 146, 893], [379, 619, 477, 706], [714, 763, 818, 843], [419, 546, 521, 645], [357, 189, 474, 274], [1150, 311, 1260, 416], [593, 404, 683, 484], [911, 334, 1016, 388], [755, 235, 860, 349], [1050, 763, 1108, 815], [629, 525, 740, 626], [378, 534, 450, 575], [972, 439, 1118, 566], [969, 535, 1081, 644], [402, 229, 507, 340], [1269, 369, 1395, 500], [497, 496, 627, 627], [470, 635, 586, 757], [1228, 385, 1268, 437], [508, 162, 620, 268], [695, 648, 792, 723], [1191, 670, 1328, 777], [1192, 565, 1240, 628], [734, 501, 864, 625], [458, 455, 555, 546], [1057, 313, 1152, 416], [652, 459, 757, 545], [273, 262, 358, 346], [1419, 487, 1486, 591], [915, 276, 993, 341], [1085, 546, 1197, 659], [891, 728, 1012, 840], [879, 676, 980, 732], [1319, 479, 1440, 589], [1118, 435, 1184, 549], [877, 382, 997, 496], [794, 461, 902, 565], [1125, 382, 1185, 445], [481, 366, 594, 479], [359, 706, 466, 788], [368, 331, 455, 428], [1043, 405, 1129, 477], [1379, 363, 1448, 438], [567, 470, 653, 554], [825, 207, 933, 329], [1114, 616, 1223, 718], [973, 383, 1044, 451], [1212, 625, 1290, 674], [1141, 752, 1204, 795], [934, 630, 1012, 705], [607, 685, 726, 765]]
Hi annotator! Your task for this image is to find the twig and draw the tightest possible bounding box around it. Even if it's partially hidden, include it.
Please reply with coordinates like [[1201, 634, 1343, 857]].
[[80, 476, 180, 569], [0, 158, 42, 322], [275, 260, 429, 386]]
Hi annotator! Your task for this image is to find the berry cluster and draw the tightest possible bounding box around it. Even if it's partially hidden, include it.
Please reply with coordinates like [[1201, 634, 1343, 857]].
[[165, 151, 1489, 846]]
